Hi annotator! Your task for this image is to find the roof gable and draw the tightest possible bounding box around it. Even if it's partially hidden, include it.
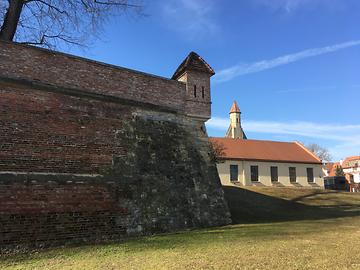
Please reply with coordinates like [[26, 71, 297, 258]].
[[172, 52, 215, 80]]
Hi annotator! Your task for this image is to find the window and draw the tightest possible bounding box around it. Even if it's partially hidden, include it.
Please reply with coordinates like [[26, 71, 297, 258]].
[[201, 86, 205, 98], [307, 168, 314, 183], [289, 167, 296, 183], [230, 165, 238, 181], [251, 165, 259, 182], [271, 166, 278, 182], [193, 85, 197, 97]]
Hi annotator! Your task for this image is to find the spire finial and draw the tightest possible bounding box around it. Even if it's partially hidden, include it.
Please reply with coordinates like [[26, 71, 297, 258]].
[[229, 100, 240, 114]]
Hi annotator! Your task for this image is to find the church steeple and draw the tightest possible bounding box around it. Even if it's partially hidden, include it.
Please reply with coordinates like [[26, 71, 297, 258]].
[[229, 100, 241, 114], [225, 101, 246, 139]]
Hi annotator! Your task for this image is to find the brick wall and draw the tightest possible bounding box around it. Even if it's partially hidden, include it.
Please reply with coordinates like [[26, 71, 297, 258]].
[[0, 174, 129, 248], [0, 84, 129, 174], [0, 42, 230, 250], [180, 70, 212, 120], [0, 42, 186, 113], [0, 112, 231, 250]]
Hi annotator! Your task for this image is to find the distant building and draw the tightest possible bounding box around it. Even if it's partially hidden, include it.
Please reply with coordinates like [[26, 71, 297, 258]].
[[210, 101, 324, 188], [323, 162, 337, 177], [322, 162, 348, 190], [325, 157, 360, 192], [342, 156, 360, 186]]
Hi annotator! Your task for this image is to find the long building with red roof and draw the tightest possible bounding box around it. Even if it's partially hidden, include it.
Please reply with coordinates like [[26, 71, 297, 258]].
[[210, 102, 324, 187]]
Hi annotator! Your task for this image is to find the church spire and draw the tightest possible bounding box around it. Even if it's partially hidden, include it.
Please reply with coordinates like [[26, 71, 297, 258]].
[[229, 100, 240, 114], [225, 101, 246, 139]]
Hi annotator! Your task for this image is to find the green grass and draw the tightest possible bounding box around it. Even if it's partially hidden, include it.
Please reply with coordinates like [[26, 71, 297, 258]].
[[2, 187, 360, 270]]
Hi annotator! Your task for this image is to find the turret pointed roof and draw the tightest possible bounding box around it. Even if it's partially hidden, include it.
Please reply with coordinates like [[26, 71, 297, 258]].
[[229, 101, 241, 114], [172, 51, 215, 80]]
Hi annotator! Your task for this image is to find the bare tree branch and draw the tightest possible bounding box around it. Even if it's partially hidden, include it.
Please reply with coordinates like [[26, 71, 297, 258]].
[[306, 143, 332, 162], [0, 0, 144, 48], [209, 141, 226, 164]]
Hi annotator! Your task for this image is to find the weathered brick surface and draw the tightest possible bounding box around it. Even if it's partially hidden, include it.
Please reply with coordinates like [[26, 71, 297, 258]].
[[0, 42, 231, 250], [0, 42, 186, 113], [0, 174, 129, 248], [0, 84, 129, 174], [183, 70, 212, 119], [0, 114, 231, 249]]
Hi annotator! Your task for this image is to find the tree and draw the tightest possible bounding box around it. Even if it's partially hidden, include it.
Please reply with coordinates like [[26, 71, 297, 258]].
[[335, 165, 344, 177], [209, 141, 226, 164], [305, 143, 332, 162], [0, 0, 143, 48]]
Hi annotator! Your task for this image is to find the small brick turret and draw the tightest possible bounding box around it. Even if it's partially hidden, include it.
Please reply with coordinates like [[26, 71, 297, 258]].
[[172, 52, 215, 121]]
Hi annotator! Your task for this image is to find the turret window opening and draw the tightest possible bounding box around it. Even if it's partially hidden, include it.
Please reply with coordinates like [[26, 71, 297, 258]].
[[193, 85, 197, 97], [201, 86, 205, 98]]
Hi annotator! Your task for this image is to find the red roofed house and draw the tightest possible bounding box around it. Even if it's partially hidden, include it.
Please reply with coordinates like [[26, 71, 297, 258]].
[[341, 157, 360, 192], [322, 158, 360, 192], [323, 162, 338, 177], [210, 101, 324, 188]]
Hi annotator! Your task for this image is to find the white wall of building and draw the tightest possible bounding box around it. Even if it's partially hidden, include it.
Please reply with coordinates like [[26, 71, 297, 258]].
[[217, 160, 324, 188], [343, 167, 360, 183]]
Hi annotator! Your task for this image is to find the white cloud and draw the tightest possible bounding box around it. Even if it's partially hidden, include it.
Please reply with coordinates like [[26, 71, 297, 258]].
[[253, 0, 345, 13], [161, 0, 218, 39], [214, 40, 360, 83], [207, 117, 360, 160], [275, 84, 360, 94]]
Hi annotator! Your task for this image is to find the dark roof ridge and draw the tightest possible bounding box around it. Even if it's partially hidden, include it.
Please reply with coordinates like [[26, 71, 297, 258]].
[[172, 51, 215, 80], [209, 137, 295, 144]]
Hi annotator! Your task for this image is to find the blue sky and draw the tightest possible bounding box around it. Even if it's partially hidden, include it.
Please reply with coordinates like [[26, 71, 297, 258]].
[[69, 0, 360, 161]]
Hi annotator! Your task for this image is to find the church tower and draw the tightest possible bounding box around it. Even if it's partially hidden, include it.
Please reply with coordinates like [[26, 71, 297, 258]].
[[225, 101, 247, 139], [172, 52, 215, 122]]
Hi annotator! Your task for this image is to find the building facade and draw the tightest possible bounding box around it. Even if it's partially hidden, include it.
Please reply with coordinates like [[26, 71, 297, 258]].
[[210, 101, 324, 188], [211, 138, 324, 187], [342, 156, 360, 187]]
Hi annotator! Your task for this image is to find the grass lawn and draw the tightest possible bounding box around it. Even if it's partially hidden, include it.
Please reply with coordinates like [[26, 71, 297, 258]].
[[1, 187, 360, 270]]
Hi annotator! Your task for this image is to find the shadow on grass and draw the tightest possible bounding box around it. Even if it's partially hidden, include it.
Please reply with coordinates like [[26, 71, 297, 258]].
[[2, 187, 360, 265], [0, 218, 345, 266], [223, 186, 360, 224]]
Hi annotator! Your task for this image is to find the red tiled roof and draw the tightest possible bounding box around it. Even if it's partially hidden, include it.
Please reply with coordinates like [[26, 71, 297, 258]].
[[342, 156, 360, 168], [229, 101, 240, 113], [209, 137, 322, 164], [325, 162, 340, 177]]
